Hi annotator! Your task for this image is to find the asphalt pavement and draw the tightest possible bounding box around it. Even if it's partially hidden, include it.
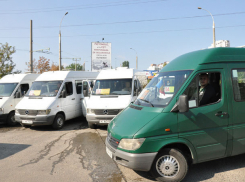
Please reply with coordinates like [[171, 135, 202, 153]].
[[1, 118, 245, 182]]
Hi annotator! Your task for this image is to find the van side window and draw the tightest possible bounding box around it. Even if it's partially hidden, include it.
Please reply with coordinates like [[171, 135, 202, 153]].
[[75, 81, 83, 94], [20, 84, 29, 97], [232, 69, 245, 101], [183, 72, 221, 108], [65, 82, 73, 96]]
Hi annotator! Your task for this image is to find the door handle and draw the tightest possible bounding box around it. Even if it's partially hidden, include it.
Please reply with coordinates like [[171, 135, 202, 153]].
[[215, 112, 228, 117], [72, 98, 75, 100]]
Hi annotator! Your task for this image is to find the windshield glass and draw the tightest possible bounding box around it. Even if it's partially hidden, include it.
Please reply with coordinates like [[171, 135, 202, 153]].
[[134, 70, 193, 108], [26, 81, 63, 97], [92, 79, 132, 95], [0, 83, 18, 97]]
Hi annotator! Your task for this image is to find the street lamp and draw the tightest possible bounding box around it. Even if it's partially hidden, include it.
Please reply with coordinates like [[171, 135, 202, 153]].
[[198, 7, 216, 48], [59, 12, 68, 71], [130, 48, 138, 69]]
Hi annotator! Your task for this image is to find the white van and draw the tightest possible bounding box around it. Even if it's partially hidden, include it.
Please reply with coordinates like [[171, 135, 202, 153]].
[[15, 71, 98, 129], [86, 68, 147, 128], [0, 74, 39, 125]]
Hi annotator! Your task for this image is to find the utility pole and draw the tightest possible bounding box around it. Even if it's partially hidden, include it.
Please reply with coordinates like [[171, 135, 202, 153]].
[[59, 12, 68, 71], [30, 20, 33, 73], [63, 57, 81, 71], [73, 58, 81, 71]]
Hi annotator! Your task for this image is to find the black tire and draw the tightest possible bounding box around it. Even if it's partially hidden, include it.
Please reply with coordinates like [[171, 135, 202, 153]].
[[150, 148, 188, 182], [88, 122, 96, 129], [7, 111, 17, 126], [52, 114, 65, 130]]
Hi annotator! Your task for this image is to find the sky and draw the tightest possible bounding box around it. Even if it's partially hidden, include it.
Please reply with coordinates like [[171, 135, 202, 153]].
[[1, 0, 245, 73]]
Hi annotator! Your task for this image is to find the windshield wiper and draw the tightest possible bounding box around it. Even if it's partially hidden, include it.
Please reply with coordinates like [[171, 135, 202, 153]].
[[139, 99, 154, 107]]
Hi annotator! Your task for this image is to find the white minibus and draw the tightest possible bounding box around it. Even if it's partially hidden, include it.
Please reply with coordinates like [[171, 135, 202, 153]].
[[86, 67, 147, 128], [15, 71, 98, 129], [0, 74, 39, 125]]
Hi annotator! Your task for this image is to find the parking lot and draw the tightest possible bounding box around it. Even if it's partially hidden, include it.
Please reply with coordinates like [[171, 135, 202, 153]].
[[1, 117, 245, 182]]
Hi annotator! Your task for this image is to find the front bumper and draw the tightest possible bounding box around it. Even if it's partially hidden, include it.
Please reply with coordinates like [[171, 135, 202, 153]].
[[86, 114, 115, 125], [0, 114, 8, 123], [15, 114, 55, 126], [105, 137, 157, 171]]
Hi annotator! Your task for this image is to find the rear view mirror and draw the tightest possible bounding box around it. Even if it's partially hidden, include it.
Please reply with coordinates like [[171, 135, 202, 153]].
[[171, 95, 189, 113], [136, 88, 139, 96], [178, 95, 189, 112], [61, 90, 66, 98], [15, 92, 21, 98], [83, 89, 88, 97]]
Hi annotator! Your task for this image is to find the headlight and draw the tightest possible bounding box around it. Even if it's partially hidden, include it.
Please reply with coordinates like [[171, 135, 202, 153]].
[[87, 109, 95, 114], [118, 138, 145, 151], [0, 108, 3, 114], [15, 109, 19, 114], [37, 109, 51, 115]]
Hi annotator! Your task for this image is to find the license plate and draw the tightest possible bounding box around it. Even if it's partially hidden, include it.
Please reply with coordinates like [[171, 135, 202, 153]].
[[22, 120, 33, 124], [99, 120, 111, 123], [106, 147, 112, 158]]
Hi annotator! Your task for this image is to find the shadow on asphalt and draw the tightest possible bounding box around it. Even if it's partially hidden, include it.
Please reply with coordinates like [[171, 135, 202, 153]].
[[182, 153, 245, 181], [0, 117, 109, 132], [0, 123, 22, 133], [0, 143, 31, 160], [29, 117, 89, 131]]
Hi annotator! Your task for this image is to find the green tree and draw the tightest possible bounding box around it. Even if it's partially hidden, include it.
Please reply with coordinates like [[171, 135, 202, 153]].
[[66, 63, 83, 71], [0, 43, 21, 78], [122, 61, 129, 68]]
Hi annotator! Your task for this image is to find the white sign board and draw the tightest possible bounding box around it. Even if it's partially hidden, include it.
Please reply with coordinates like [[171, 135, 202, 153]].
[[91, 42, 111, 71]]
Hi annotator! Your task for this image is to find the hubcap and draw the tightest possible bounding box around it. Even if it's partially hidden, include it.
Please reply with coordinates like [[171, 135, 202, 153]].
[[57, 117, 63, 126], [156, 155, 180, 178], [11, 115, 16, 123]]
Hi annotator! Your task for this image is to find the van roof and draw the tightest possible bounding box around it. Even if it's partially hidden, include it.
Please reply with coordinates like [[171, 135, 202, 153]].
[[35, 71, 98, 81], [161, 47, 245, 72], [96, 68, 140, 79], [0, 74, 39, 83]]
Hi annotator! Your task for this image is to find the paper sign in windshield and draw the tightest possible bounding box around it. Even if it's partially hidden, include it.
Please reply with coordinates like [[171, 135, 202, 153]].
[[164, 86, 174, 93], [29, 90, 41, 96], [96, 89, 110, 95]]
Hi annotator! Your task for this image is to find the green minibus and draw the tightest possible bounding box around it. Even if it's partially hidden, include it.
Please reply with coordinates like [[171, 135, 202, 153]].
[[106, 47, 245, 181]]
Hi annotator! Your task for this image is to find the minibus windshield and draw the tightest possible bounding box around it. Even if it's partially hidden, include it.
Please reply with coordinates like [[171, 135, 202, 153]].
[[26, 81, 63, 97], [0, 83, 18, 97], [92, 79, 132, 95], [134, 70, 192, 108]]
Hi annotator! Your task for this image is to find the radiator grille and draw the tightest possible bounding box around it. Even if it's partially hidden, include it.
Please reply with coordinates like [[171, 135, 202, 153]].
[[18, 110, 38, 116]]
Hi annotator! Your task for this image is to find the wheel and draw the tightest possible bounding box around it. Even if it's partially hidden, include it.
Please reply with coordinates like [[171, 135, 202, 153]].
[[150, 148, 188, 182], [88, 122, 96, 129], [52, 114, 65, 130], [7, 111, 17, 126]]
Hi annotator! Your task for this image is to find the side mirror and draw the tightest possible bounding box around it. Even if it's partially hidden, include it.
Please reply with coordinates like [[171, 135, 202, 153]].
[[83, 89, 88, 97], [15, 92, 21, 98], [171, 95, 189, 113], [136, 88, 139, 96], [61, 90, 66, 98]]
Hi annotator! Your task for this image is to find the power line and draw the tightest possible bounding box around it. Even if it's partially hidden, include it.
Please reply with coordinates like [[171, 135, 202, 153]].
[[0, 0, 166, 15], [0, 0, 146, 12], [1, 24, 245, 39], [1, 11, 245, 31]]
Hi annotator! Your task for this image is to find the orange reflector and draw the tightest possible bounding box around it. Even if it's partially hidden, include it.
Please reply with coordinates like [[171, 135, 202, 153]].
[[165, 128, 171, 132]]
